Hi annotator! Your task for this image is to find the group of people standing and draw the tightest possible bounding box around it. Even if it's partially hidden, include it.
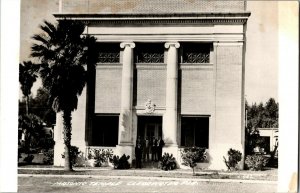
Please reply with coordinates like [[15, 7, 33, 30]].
[[135, 136, 165, 168]]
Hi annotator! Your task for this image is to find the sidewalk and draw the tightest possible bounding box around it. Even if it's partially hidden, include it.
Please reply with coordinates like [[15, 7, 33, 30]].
[[18, 166, 278, 182]]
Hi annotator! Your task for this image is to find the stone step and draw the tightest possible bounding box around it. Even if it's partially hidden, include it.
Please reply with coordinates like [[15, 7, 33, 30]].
[[132, 160, 160, 168]]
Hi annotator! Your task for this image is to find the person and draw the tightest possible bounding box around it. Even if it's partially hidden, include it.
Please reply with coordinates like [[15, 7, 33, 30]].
[[149, 136, 153, 161], [143, 136, 150, 162], [135, 136, 143, 168], [151, 136, 158, 161], [157, 136, 165, 161]]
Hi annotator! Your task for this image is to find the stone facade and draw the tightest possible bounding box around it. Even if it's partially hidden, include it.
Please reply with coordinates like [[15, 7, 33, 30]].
[[53, 0, 250, 170]]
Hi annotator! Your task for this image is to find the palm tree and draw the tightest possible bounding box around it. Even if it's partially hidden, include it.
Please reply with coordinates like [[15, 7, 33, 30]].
[[19, 61, 40, 115], [31, 19, 98, 171]]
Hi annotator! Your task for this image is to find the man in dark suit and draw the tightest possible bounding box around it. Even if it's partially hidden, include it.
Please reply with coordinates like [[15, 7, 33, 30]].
[[157, 136, 165, 161], [151, 136, 157, 161], [135, 136, 143, 168]]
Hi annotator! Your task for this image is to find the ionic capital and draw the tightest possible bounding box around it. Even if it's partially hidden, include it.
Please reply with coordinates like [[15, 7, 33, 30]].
[[120, 42, 135, 49], [164, 42, 180, 49]]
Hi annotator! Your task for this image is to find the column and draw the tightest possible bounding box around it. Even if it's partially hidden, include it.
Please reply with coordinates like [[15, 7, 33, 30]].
[[163, 42, 180, 157], [116, 42, 135, 161]]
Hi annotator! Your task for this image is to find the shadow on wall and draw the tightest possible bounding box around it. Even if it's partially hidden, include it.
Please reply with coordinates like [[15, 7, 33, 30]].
[[163, 137, 174, 145], [120, 110, 131, 140]]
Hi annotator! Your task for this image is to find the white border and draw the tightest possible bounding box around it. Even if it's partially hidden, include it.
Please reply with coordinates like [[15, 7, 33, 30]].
[[0, 0, 20, 192], [277, 1, 299, 192]]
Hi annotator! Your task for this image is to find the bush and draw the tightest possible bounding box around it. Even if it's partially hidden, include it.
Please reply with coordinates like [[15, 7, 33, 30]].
[[24, 154, 34, 163], [61, 146, 81, 167], [74, 152, 89, 167], [43, 149, 54, 165], [245, 154, 269, 171], [223, 148, 242, 171], [89, 149, 113, 167], [39, 138, 55, 151], [159, 153, 177, 171], [109, 154, 130, 169], [181, 147, 207, 175]]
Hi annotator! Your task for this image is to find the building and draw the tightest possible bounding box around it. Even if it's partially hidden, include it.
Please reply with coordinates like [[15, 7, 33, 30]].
[[53, 0, 251, 170], [258, 128, 278, 153]]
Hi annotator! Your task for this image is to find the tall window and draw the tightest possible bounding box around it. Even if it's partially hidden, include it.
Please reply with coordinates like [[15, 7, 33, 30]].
[[98, 43, 120, 63], [181, 43, 211, 63], [181, 116, 209, 148], [135, 43, 164, 63], [91, 115, 119, 146]]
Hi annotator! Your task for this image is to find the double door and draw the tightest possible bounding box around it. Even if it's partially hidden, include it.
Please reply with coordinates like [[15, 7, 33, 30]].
[[144, 123, 162, 140]]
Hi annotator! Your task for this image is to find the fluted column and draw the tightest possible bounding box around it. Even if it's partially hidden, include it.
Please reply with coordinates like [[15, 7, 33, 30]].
[[118, 42, 135, 145], [164, 42, 180, 146]]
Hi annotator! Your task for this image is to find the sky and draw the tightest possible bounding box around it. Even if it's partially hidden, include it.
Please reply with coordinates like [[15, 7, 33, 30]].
[[19, 0, 279, 104]]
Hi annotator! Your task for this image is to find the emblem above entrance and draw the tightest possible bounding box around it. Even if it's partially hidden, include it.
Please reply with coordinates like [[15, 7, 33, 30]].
[[144, 99, 156, 114]]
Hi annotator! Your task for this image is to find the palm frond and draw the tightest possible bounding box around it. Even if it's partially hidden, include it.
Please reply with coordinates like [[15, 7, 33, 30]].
[[31, 34, 49, 45]]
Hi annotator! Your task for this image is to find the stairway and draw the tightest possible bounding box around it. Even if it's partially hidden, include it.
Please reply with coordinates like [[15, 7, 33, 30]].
[[132, 159, 160, 169]]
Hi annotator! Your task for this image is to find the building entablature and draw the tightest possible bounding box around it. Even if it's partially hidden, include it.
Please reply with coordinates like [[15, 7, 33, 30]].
[[54, 12, 251, 26], [54, 13, 249, 43]]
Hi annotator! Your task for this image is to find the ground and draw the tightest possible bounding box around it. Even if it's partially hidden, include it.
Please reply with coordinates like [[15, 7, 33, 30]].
[[18, 166, 277, 192], [18, 175, 277, 193]]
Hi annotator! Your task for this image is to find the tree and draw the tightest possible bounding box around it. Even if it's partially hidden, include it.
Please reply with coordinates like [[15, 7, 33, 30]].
[[31, 19, 98, 171], [245, 98, 279, 155], [181, 147, 206, 175], [19, 87, 56, 126], [245, 98, 278, 129], [31, 87, 56, 126], [18, 114, 44, 154], [264, 98, 278, 128], [19, 61, 40, 115]]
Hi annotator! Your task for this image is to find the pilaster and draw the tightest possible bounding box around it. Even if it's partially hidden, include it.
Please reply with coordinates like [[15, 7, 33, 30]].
[[116, 42, 135, 162], [163, 42, 180, 158]]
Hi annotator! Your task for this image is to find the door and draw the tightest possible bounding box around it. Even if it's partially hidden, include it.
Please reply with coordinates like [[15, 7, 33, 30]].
[[145, 123, 162, 140]]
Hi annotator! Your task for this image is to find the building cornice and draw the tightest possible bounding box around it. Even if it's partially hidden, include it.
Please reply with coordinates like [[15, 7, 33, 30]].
[[53, 12, 251, 26]]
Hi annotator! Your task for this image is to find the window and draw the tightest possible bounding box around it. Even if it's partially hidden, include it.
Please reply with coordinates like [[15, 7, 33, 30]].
[[181, 116, 209, 148], [91, 115, 119, 146], [98, 43, 120, 63], [259, 136, 270, 153], [135, 43, 164, 63], [181, 43, 211, 63]]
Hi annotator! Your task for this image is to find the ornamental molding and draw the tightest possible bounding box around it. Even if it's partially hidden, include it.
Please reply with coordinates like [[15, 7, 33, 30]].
[[136, 63, 166, 70], [144, 99, 156, 114], [179, 64, 214, 71], [165, 42, 180, 49], [96, 63, 122, 69], [54, 12, 251, 26], [120, 42, 135, 48]]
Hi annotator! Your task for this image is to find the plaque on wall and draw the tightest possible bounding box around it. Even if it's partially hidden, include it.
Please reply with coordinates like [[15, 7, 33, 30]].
[[144, 99, 156, 114]]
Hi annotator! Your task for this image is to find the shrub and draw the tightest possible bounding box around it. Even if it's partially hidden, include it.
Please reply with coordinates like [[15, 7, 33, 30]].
[[159, 153, 177, 171], [24, 154, 34, 163], [39, 137, 55, 151], [43, 149, 54, 165], [181, 147, 207, 175], [89, 149, 114, 167], [109, 154, 130, 169], [223, 148, 242, 171], [61, 146, 81, 167], [74, 152, 89, 167], [245, 154, 269, 171]]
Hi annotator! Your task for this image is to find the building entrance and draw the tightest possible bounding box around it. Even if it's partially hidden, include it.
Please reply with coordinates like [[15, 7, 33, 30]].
[[137, 116, 162, 166], [144, 123, 162, 140], [137, 116, 162, 141]]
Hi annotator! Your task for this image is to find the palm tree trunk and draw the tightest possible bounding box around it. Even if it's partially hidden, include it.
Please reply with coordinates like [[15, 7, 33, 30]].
[[25, 96, 29, 115], [62, 110, 73, 171]]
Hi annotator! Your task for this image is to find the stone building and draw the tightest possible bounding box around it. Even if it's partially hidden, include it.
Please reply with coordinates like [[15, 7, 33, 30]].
[[53, 0, 251, 169]]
